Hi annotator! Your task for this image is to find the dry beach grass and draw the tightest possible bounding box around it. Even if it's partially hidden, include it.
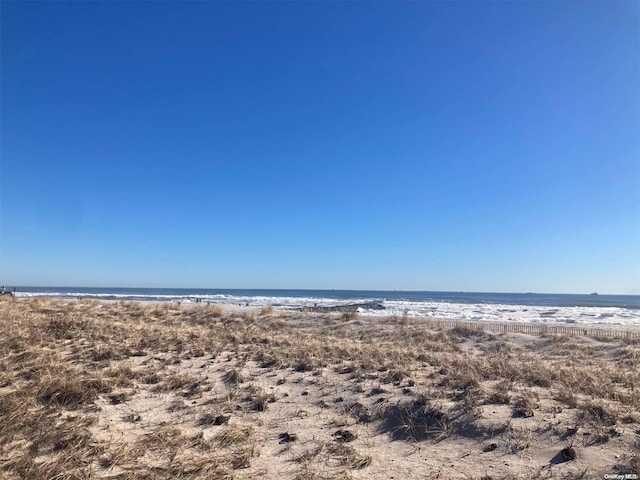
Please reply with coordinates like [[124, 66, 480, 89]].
[[1, 297, 639, 479]]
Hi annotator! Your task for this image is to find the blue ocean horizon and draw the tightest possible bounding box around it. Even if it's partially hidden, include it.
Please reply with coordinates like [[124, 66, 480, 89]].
[[13, 286, 640, 309]]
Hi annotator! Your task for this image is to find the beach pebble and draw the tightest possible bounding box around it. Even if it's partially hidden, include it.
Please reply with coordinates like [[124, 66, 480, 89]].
[[609, 426, 623, 436], [278, 432, 297, 444], [561, 446, 577, 460], [483, 443, 498, 452], [333, 429, 357, 443], [108, 394, 126, 405]]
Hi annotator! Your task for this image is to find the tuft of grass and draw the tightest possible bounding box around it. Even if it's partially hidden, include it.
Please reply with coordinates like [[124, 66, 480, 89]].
[[504, 423, 532, 454], [215, 425, 254, 447], [248, 387, 276, 412], [578, 400, 619, 426], [203, 303, 225, 317], [616, 437, 640, 475], [486, 380, 512, 405], [554, 385, 579, 408], [344, 402, 372, 423], [223, 368, 244, 386], [341, 311, 360, 321], [450, 324, 487, 339], [512, 395, 537, 418], [154, 372, 200, 392], [380, 399, 451, 442], [139, 425, 185, 451], [326, 442, 372, 469], [35, 372, 111, 408], [384, 369, 408, 384], [198, 411, 230, 426], [293, 444, 324, 463]]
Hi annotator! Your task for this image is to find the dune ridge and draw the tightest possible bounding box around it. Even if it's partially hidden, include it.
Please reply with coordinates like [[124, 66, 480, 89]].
[[0, 297, 638, 479]]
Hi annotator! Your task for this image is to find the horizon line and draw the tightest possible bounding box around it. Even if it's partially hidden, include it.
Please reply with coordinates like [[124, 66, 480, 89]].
[[7, 285, 640, 297]]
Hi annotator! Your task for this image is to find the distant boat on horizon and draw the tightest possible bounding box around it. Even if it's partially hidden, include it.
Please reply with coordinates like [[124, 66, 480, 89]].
[[590, 292, 599, 296]]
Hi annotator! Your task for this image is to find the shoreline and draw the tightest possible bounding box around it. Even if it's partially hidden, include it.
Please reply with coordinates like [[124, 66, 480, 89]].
[[14, 295, 640, 336], [11, 288, 640, 327]]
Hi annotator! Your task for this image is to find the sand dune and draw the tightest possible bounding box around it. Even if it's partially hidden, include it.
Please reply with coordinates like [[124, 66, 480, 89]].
[[1, 297, 638, 479]]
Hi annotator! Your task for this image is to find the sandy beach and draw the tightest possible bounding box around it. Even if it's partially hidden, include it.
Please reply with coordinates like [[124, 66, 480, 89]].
[[1, 297, 639, 479]]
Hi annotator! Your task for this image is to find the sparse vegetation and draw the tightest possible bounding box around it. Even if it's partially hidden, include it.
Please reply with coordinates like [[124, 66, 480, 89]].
[[260, 304, 274, 315], [0, 298, 638, 479]]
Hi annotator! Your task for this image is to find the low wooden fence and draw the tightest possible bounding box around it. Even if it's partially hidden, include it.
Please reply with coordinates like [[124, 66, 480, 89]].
[[420, 318, 640, 339]]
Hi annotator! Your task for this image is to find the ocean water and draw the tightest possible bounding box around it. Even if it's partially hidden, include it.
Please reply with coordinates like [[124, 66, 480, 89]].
[[13, 287, 640, 326]]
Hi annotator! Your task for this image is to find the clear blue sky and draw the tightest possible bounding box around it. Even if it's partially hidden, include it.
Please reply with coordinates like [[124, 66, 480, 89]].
[[1, 1, 639, 294]]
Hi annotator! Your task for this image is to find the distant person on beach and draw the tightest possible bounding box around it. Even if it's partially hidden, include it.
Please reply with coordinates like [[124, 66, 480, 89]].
[[1, 287, 14, 298]]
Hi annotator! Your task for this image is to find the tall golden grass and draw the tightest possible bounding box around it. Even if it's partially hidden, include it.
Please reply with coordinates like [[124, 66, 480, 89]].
[[0, 298, 638, 479]]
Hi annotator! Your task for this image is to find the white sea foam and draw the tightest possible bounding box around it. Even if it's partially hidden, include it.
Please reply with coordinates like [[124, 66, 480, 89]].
[[15, 291, 640, 325], [369, 300, 640, 325]]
